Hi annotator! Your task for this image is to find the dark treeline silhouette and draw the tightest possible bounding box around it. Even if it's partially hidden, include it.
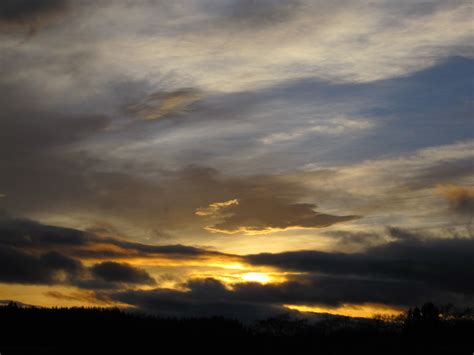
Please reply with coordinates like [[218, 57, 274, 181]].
[[0, 302, 473, 354]]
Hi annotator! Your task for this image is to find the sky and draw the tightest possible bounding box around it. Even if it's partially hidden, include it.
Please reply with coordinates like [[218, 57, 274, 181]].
[[0, 0, 473, 320]]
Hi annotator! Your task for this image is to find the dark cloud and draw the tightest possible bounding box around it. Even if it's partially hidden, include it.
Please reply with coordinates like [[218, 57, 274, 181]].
[[111, 278, 284, 320], [0, 247, 83, 284], [0, 216, 228, 260], [0, 216, 232, 290], [92, 228, 474, 318], [109, 275, 447, 320], [0, 245, 154, 289], [0, 216, 162, 289], [2, 215, 473, 314], [0, 217, 89, 248], [246, 229, 474, 295], [109, 229, 474, 317], [0, 80, 113, 217], [91, 262, 155, 285], [323, 230, 385, 251], [0, 0, 68, 32]]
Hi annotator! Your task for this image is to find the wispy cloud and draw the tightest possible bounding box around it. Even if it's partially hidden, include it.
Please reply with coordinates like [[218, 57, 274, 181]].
[[128, 88, 203, 120]]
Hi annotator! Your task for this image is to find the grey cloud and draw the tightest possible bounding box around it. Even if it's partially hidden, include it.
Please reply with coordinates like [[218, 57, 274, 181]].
[[0, 216, 235, 290], [324, 230, 385, 250], [0, 217, 171, 289], [109, 275, 451, 320], [0, 247, 84, 285], [408, 158, 474, 190], [0, 217, 89, 248], [2, 216, 473, 312], [127, 88, 203, 120], [221, 0, 300, 28], [101, 228, 474, 317], [246, 229, 474, 295], [0, 216, 227, 260], [111, 278, 285, 320], [0, 0, 68, 32], [91, 261, 155, 285]]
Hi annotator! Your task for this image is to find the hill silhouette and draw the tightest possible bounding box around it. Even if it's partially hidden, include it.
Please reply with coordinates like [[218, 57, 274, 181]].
[[0, 301, 472, 354]]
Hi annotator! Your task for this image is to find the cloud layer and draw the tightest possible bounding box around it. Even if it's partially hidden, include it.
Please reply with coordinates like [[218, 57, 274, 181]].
[[1, 216, 472, 318], [0, 0, 472, 316]]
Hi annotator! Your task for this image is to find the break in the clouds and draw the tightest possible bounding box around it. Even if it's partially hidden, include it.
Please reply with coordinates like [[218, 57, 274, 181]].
[[108, 228, 474, 319], [0, 0, 473, 318]]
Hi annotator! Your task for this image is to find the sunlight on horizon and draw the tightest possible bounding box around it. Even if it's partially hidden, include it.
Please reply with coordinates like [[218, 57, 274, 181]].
[[284, 304, 404, 319]]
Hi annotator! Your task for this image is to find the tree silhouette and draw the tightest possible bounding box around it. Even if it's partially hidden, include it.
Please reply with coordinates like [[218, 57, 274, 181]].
[[0, 302, 472, 355]]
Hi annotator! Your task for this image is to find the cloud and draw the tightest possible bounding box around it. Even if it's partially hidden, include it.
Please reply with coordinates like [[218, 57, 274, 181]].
[[97, 57, 472, 183], [0, 247, 84, 285], [437, 184, 474, 215], [0, 0, 68, 33], [245, 228, 474, 295], [2, 215, 473, 315], [91, 262, 155, 285], [322, 230, 386, 251], [213, 0, 301, 29], [128, 88, 203, 120], [260, 116, 374, 145], [1, 0, 473, 315], [84, 0, 473, 92], [0, 216, 227, 261], [105, 227, 474, 319], [110, 277, 285, 320], [195, 199, 239, 217], [196, 197, 358, 234], [0, 216, 234, 290], [297, 140, 474, 229], [108, 274, 451, 320]]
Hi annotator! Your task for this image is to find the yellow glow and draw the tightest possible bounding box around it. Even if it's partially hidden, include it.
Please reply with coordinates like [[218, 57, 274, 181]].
[[204, 225, 336, 236], [185, 263, 292, 286], [284, 304, 403, 319], [84, 253, 242, 267], [0, 284, 126, 308], [209, 262, 246, 270], [195, 199, 239, 216], [241, 272, 271, 283]]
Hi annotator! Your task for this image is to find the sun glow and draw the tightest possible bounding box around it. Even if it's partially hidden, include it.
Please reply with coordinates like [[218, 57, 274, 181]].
[[241, 272, 271, 284]]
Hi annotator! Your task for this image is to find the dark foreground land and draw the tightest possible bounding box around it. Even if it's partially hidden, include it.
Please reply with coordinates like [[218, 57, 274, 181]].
[[0, 302, 473, 355]]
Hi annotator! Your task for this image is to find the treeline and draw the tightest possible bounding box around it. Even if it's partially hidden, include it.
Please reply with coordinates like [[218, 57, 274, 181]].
[[0, 302, 472, 354]]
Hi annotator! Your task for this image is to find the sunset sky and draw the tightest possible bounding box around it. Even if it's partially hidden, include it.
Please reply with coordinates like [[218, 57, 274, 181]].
[[0, 0, 473, 320]]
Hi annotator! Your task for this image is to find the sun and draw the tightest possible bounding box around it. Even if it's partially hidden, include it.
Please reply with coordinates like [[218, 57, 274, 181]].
[[241, 272, 271, 284]]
